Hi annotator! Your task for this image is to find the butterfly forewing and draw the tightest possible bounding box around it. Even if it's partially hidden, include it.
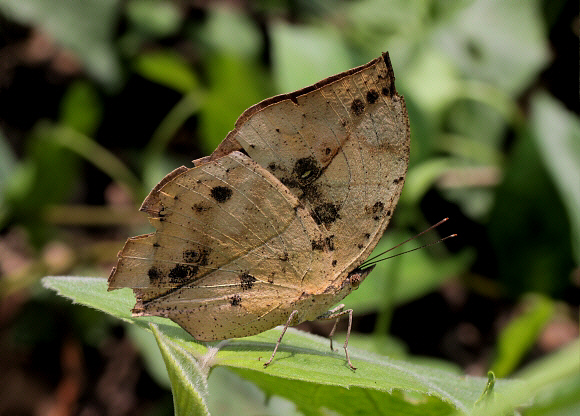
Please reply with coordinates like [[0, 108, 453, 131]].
[[215, 53, 410, 289]]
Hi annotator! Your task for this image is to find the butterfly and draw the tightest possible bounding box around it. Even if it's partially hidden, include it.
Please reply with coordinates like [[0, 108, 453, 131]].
[[108, 52, 410, 369]]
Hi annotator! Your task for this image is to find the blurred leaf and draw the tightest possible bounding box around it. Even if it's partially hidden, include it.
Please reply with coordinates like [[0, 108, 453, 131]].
[[59, 81, 103, 136], [343, 0, 429, 41], [434, 0, 549, 96], [142, 91, 204, 190], [151, 325, 210, 416], [270, 21, 352, 92], [487, 128, 575, 296], [127, 324, 171, 389], [3, 126, 81, 239], [530, 92, 580, 264], [197, 6, 262, 57], [125, 0, 182, 38], [491, 294, 555, 378], [0, 0, 122, 87], [207, 367, 298, 415], [0, 129, 18, 226], [133, 51, 199, 94], [444, 101, 506, 160], [467, 339, 580, 416], [402, 49, 460, 114], [0, 129, 18, 180], [199, 54, 271, 153], [42, 276, 518, 414], [402, 157, 461, 205], [521, 372, 580, 416], [48, 125, 145, 200]]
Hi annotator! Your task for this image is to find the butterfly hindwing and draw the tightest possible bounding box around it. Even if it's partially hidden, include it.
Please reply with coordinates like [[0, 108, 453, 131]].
[[109, 151, 328, 339]]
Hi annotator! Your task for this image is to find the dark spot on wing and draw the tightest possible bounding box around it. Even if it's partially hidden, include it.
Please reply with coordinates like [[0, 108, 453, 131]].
[[313, 202, 341, 225], [293, 157, 320, 184], [366, 201, 385, 221], [311, 235, 335, 252], [168, 264, 199, 282], [325, 235, 335, 251], [183, 248, 210, 266], [311, 238, 325, 251], [210, 186, 232, 203], [332, 260, 337, 267], [366, 89, 379, 104], [148, 267, 162, 281], [193, 203, 211, 212], [268, 162, 277, 171], [382, 85, 393, 97], [230, 295, 242, 306], [153, 242, 160, 248], [325, 147, 331, 155], [240, 272, 257, 290], [351, 98, 365, 116]]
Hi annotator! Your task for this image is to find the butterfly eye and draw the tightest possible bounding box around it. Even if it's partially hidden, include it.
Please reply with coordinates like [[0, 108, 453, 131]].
[[350, 274, 361, 288]]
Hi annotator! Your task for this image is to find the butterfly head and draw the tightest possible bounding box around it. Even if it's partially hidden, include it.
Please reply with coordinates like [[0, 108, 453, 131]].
[[343, 265, 375, 290]]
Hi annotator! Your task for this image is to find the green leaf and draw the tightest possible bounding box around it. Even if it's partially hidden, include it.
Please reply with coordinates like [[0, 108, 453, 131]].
[[151, 324, 210, 416], [433, 0, 549, 96], [198, 54, 271, 153], [0, 129, 18, 226], [59, 81, 103, 136], [133, 51, 199, 94], [270, 22, 352, 93], [0, 0, 122, 86], [467, 339, 580, 416], [126, 0, 182, 38], [491, 294, 555, 378], [487, 127, 575, 296], [126, 324, 170, 388], [197, 6, 262, 57], [530, 92, 580, 264], [42, 276, 521, 414]]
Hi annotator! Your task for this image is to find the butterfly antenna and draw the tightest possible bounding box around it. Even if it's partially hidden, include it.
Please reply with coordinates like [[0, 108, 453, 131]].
[[360, 218, 455, 270]]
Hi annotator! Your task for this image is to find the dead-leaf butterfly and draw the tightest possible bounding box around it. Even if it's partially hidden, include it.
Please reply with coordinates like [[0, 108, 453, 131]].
[[108, 52, 410, 369]]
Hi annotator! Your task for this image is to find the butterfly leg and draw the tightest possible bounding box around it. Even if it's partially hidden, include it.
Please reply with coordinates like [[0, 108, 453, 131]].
[[322, 304, 345, 352], [263, 309, 299, 368], [317, 305, 356, 370]]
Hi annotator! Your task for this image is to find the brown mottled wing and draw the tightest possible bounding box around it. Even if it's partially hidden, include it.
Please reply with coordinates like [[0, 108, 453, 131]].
[[210, 53, 410, 291], [108, 151, 324, 340]]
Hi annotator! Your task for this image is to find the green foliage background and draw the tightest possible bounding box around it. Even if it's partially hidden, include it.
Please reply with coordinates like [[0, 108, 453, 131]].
[[0, 0, 578, 415]]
